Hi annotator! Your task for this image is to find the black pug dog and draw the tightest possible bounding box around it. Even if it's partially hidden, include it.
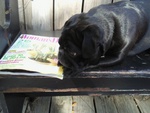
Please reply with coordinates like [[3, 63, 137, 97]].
[[58, 0, 150, 71]]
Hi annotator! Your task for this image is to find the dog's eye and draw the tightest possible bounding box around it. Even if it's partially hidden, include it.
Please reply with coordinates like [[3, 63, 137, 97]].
[[64, 47, 67, 50], [67, 49, 77, 57], [70, 52, 77, 57]]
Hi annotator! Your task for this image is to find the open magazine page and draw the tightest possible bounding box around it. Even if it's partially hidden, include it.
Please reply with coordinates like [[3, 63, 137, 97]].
[[0, 34, 63, 79]]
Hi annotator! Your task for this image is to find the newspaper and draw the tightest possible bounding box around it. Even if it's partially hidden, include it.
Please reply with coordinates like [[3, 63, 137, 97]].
[[0, 34, 63, 79]]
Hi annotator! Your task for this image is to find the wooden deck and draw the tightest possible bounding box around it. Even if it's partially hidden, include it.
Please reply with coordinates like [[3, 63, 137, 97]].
[[18, 95, 150, 113]]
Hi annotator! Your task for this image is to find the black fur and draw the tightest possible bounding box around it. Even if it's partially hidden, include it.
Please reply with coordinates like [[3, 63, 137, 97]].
[[58, 0, 150, 70]]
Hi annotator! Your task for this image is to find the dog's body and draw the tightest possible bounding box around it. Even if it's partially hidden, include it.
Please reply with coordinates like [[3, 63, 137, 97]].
[[58, 0, 150, 70]]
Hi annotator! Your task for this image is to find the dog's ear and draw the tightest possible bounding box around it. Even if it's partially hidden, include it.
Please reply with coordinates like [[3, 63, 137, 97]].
[[82, 25, 102, 59], [64, 14, 85, 28], [63, 13, 88, 31]]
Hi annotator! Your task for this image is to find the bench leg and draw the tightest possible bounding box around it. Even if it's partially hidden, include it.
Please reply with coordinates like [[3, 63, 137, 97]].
[[0, 93, 25, 113], [0, 93, 9, 113], [4, 94, 25, 113]]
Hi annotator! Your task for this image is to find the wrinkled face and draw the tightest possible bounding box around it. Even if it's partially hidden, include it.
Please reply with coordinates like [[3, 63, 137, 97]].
[[58, 27, 83, 69], [58, 14, 104, 70]]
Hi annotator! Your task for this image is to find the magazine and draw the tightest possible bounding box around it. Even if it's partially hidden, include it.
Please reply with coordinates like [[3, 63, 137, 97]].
[[0, 34, 63, 79]]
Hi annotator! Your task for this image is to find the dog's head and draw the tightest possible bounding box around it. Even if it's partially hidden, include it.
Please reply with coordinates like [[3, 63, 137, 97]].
[[58, 14, 105, 70]]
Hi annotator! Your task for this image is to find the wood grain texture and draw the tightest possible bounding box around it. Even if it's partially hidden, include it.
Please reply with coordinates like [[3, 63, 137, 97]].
[[17, 0, 132, 30], [23, 0, 53, 31], [31, 0, 53, 31], [10, 95, 150, 113], [83, 0, 112, 12], [50, 96, 72, 113], [17, 0, 25, 30], [113, 95, 140, 113], [113, 0, 130, 3], [134, 95, 150, 113], [72, 96, 95, 113], [94, 96, 118, 113], [22, 97, 51, 113], [24, 0, 33, 30], [0, 0, 5, 28], [54, 0, 82, 30]]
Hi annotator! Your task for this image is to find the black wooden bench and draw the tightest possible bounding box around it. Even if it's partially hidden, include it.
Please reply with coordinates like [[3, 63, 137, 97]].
[[1, 30, 150, 113]]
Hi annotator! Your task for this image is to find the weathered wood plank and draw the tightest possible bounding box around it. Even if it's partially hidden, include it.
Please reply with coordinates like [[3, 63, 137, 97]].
[[4, 95, 150, 113], [17, 0, 25, 30], [113, 95, 140, 113], [22, 97, 29, 113], [0, 0, 6, 28], [94, 96, 118, 113], [24, 0, 33, 30], [134, 95, 150, 113], [31, 0, 53, 31], [72, 96, 95, 113], [23, 97, 51, 113], [54, 0, 82, 30], [50, 96, 72, 113], [23, 0, 53, 31], [18, 0, 132, 30], [83, 0, 112, 12], [113, 0, 130, 3]]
